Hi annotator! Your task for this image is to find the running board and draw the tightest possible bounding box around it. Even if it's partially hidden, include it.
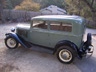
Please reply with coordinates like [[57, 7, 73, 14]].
[[30, 45, 54, 54]]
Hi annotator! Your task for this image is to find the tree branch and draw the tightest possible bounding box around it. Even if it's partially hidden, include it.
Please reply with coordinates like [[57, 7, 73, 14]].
[[81, 0, 96, 12], [91, 0, 94, 6]]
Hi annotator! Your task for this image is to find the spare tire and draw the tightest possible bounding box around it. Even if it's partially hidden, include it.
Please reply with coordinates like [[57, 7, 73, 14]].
[[86, 33, 92, 46]]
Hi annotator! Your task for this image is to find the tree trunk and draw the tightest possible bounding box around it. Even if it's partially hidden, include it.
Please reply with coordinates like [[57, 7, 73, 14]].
[[92, 12, 96, 21], [92, 12, 96, 28], [0, 0, 5, 23]]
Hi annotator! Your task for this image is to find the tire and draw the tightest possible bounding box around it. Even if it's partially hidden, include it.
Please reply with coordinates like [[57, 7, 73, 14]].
[[5, 36, 18, 49], [57, 46, 75, 64], [86, 33, 92, 45]]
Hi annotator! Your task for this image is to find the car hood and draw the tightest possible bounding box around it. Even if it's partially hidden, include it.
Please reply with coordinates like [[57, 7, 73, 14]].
[[16, 23, 30, 30]]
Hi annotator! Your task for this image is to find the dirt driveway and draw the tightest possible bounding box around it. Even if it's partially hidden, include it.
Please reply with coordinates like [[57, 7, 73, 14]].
[[0, 23, 96, 72]]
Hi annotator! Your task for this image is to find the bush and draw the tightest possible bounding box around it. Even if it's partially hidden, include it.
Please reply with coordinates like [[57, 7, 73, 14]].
[[14, 0, 40, 11]]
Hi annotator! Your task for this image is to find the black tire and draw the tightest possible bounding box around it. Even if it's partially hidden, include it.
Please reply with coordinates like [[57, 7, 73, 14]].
[[86, 33, 92, 45], [57, 46, 75, 64], [5, 36, 18, 49]]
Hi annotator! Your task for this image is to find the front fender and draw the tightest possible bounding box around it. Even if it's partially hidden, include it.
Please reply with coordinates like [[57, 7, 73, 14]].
[[5, 33, 28, 48]]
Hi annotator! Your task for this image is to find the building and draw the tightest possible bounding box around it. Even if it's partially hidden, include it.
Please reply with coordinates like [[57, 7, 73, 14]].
[[40, 5, 67, 15]]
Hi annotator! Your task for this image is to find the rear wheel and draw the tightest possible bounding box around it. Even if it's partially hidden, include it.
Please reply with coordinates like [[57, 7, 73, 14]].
[[57, 46, 75, 64], [5, 36, 18, 49]]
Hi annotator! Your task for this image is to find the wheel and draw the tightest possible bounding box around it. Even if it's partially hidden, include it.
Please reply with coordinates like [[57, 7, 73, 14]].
[[57, 46, 75, 64], [5, 36, 18, 49]]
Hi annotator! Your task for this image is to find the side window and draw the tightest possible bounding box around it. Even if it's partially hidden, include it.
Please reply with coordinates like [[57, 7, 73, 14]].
[[50, 22, 61, 30], [32, 20, 47, 29], [62, 22, 72, 32], [50, 21, 72, 32]]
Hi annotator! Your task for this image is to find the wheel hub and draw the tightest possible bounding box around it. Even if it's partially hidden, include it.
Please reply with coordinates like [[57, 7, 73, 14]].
[[7, 38, 16, 48], [59, 49, 72, 62], [10, 39, 15, 45], [61, 52, 70, 60]]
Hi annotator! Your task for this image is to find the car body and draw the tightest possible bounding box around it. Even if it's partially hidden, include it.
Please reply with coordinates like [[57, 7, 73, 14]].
[[5, 15, 94, 64]]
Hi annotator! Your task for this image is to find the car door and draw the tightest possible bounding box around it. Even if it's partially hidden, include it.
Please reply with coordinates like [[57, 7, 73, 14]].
[[29, 20, 50, 47], [48, 21, 73, 48]]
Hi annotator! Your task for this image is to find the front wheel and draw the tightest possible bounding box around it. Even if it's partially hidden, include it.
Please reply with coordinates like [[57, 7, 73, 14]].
[[57, 46, 75, 64], [5, 36, 18, 49]]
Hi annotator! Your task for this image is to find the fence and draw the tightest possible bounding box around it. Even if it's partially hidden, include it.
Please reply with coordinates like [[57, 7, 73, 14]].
[[3, 9, 41, 22], [86, 20, 96, 28], [2, 9, 66, 22]]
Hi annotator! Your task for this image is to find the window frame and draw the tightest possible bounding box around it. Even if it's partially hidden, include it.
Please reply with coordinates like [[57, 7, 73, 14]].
[[32, 20, 48, 30]]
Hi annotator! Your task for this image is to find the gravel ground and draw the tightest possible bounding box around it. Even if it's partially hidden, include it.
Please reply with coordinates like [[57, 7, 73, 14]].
[[0, 23, 96, 72]]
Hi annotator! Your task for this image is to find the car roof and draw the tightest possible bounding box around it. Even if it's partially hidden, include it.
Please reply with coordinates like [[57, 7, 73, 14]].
[[31, 15, 84, 23]]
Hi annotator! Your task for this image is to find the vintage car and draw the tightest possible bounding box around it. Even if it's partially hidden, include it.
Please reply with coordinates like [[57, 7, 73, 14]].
[[5, 15, 94, 64]]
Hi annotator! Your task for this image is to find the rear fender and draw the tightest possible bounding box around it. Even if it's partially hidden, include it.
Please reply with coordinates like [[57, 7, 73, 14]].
[[54, 40, 79, 55], [5, 33, 28, 48]]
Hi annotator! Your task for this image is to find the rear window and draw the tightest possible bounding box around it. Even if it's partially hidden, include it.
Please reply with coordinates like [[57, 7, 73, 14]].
[[50, 21, 72, 32]]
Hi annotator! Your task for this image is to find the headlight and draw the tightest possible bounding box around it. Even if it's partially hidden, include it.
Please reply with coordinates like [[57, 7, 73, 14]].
[[11, 27, 15, 32]]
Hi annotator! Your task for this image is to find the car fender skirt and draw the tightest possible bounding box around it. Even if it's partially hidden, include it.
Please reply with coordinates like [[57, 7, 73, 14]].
[[54, 40, 79, 54], [5, 33, 30, 48]]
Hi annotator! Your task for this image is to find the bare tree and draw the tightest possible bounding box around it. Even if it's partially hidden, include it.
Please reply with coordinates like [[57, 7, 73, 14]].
[[81, 0, 96, 21], [81, 0, 96, 12]]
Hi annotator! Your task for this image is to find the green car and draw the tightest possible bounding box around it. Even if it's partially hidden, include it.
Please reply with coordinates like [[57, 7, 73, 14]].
[[5, 15, 93, 64]]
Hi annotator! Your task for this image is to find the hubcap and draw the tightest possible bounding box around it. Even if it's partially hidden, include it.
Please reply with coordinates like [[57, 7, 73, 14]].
[[59, 49, 72, 62], [7, 38, 16, 48]]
